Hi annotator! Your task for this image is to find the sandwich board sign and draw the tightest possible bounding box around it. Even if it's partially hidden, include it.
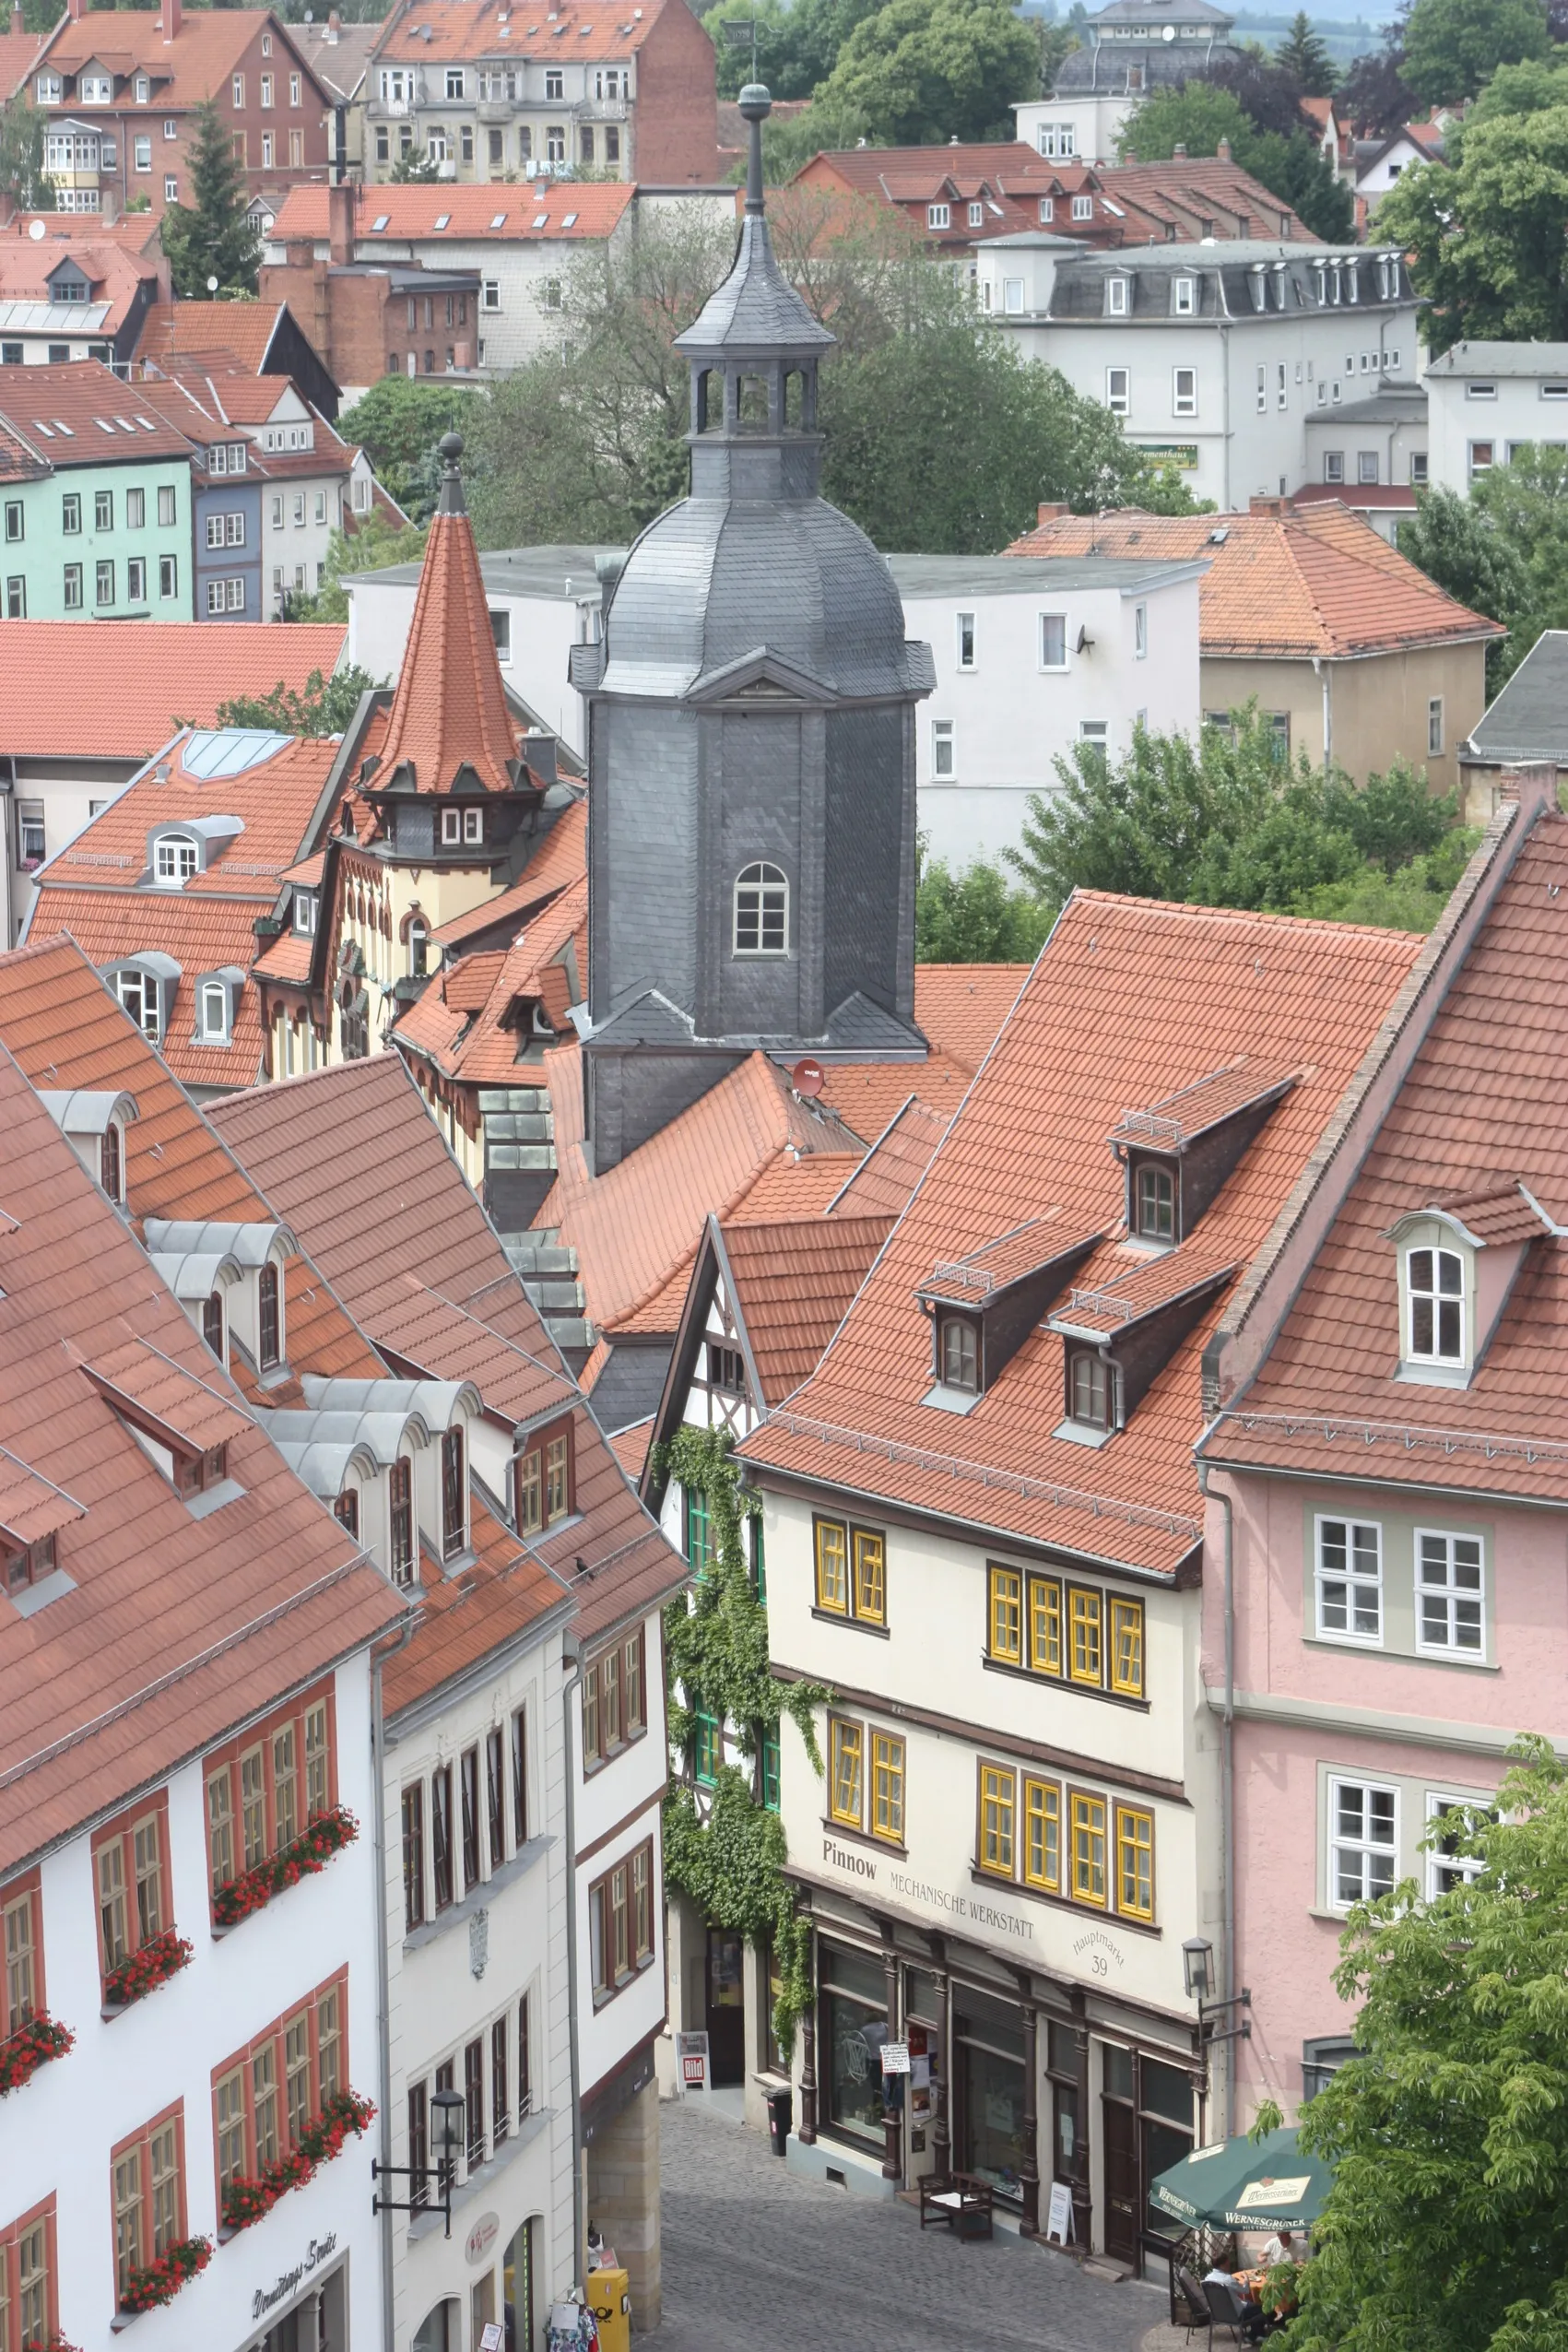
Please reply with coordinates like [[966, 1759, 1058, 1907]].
[[1046, 2182, 1076, 2245], [676, 2030, 710, 2095]]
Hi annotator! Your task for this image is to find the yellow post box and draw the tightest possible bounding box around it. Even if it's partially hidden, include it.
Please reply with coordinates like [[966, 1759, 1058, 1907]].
[[587, 2266, 631, 2352]]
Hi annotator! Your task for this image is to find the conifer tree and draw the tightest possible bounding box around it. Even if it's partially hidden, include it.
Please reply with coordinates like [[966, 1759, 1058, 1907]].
[[160, 97, 261, 297], [1275, 10, 1337, 95]]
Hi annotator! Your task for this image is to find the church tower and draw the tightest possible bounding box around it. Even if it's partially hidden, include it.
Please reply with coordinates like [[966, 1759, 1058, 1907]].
[[573, 88, 935, 1171]]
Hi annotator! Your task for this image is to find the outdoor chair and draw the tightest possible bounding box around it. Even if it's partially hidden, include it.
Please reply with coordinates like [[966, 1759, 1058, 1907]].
[[1203, 2278, 1263, 2348], [1173, 2266, 1211, 2342], [916, 2171, 994, 2240]]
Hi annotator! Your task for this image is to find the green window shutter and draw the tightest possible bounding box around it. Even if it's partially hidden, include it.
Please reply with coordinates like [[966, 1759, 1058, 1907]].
[[694, 1701, 721, 1787], [761, 1721, 781, 1813], [751, 1516, 766, 1603], [683, 1484, 713, 1578]]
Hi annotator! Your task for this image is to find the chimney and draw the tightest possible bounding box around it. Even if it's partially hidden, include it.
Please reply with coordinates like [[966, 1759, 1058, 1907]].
[[1249, 495, 1288, 517], [328, 175, 355, 265], [100, 182, 119, 225], [9, 4, 20, 35], [326, 6, 340, 36], [1172, 142, 1185, 159], [159, 0, 181, 41], [65, 0, 87, 18], [1036, 502, 1069, 525], [1124, 146, 1138, 164], [1216, 136, 1231, 161], [0, 190, 14, 229]]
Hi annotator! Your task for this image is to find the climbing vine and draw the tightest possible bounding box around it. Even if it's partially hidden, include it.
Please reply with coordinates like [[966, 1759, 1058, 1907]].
[[655, 1424, 829, 2056]]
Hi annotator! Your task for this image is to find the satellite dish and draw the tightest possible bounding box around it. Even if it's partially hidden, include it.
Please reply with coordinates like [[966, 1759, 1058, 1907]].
[[206, 274, 219, 292], [791, 1056, 826, 1099], [1162, 21, 1176, 36], [29, 218, 45, 241]]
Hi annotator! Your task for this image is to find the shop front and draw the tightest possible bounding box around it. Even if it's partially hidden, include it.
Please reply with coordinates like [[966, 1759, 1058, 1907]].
[[242, 2249, 348, 2352]]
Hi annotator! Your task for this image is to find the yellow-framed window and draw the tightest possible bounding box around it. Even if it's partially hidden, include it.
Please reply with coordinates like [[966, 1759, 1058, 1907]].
[[978, 1763, 1015, 1876], [829, 1719, 863, 1826], [852, 1528, 886, 1625], [1115, 1802, 1154, 1921], [1023, 1776, 1061, 1892], [871, 1731, 905, 1843], [989, 1566, 1022, 1664], [815, 1519, 848, 1614], [1030, 1576, 1063, 1676], [1069, 1791, 1107, 1907], [1068, 1587, 1103, 1686], [1110, 1597, 1144, 1698]]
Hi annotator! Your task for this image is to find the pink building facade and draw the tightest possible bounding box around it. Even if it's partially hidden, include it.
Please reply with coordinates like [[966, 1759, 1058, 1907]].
[[1197, 762, 1568, 2126]]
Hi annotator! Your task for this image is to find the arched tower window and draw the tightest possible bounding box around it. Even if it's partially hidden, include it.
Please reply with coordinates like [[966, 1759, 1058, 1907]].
[[733, 863, 788, 955]]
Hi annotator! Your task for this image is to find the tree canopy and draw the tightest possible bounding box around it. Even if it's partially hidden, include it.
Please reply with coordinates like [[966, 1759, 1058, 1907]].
[[1376, 107, 1568, 351], [1284, 1741, 1568, 2352], [279, 510, 429, 623], [1397, 455, 1568, 691], [336, 376, 473, 523], [1400, 0, 1549, 107], [0, 97, 53, 212], [1117, 79, 1354, 241], [810, 0, 1043, 145], [159, 98, 261, 297], [915, 855, 1054, 961], [1004, 710, 1474, 931], [1273, 12, 1337, 96], [465, 198, 1202, 556], [215, 665, 384, 737]]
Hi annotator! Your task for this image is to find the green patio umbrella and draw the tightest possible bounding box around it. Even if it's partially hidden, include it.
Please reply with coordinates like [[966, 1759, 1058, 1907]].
[[1149, 2126, 1334, 2236]]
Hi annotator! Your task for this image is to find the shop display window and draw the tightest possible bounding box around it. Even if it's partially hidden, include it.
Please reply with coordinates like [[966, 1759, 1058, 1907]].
[[954, 1986, 1027, 2204], [819, 1942, 889, 2150]]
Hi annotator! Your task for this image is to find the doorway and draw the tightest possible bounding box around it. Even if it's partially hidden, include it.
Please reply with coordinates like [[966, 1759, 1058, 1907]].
[[706, 1926, 746, 2087], [1102, 2083, 1139, 2263]]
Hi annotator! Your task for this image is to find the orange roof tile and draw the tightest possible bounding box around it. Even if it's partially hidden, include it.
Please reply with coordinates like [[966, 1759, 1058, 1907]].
[[431, 797, 587, 947], [0, 621, 346, 760], [42, 10, 328, 113], [826, 1095, 948, 1220], [1007, 505, 1503, 660], [0, 20, 49, 97], [396, 877, 587, 1081], [271, 178, 636, 245], [136, 301, 294, 377], [1205, 807, 1568, 1506], [374, 0, 674, 65], [606, 1418, 653, 1480], [817, 1048, 973, 1138], [0, 356, 195, 464], [914, 964, 1029, 1076], [740, 892, 1425, 1580], [720, 1212, 894, 1407], [368, 457, 526, 799]]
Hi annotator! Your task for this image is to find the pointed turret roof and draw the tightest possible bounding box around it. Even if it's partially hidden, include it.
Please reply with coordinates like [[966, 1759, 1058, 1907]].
[[369, 433, 525, 798], [674, 87, 834, 364]]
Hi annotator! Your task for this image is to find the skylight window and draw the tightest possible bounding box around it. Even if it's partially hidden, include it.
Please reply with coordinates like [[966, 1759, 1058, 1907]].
[[53, 420, 73, 435], [532, 212, 549, 228], [136, 417, 154, 431], [371, 213, 390, 231], [96, 418, 116, 434], [561, 211, 578, 227], [31, 420, 53, 438], [490, 210, 507, 228], [433, 212, 451, 229]]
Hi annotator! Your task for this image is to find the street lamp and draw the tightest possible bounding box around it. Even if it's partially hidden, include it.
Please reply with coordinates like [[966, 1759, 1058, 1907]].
[[723, 16, 763, 82], [1184, 1934, 1250, 2068], [1183, 1936, 1212, 2001], [371, 2086, 468, 2240]]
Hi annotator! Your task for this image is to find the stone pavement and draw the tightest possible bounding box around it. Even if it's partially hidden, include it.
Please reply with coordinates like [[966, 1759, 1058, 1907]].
[[654, 2096, 1163, 2350]]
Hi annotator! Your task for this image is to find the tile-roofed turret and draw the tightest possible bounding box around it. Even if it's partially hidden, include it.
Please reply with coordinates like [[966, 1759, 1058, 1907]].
[[364, 431, 526, 800]]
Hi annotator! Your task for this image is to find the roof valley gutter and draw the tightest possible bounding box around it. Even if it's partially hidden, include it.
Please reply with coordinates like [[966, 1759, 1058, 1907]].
[[1197, 1455, 1235, 2138]]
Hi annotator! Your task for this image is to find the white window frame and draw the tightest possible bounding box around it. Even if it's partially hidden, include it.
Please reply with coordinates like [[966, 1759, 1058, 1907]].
[[114, 967, 161, 1041], [955, 610, 976, 672], [930, 719, 955, 780], [1358, 449, 1380, 484], [1173, 276, 1195, 315], [1133, 602, 1146, 659], [926, 203, 950, 230], [1425, 1791, 1487, 1897], [1405, 1243, 1467, 1365], [482, 278, 501, 313], [155, 834, 198, 885], [1414, 1529, 1485, 1659], [1466, 382, 1497, 401], [733, 861, 789, 954], [1315, 1515, 1383, 1647], [1106, 276, 1128, 316], [1106, 365, 1129, 417], [1003, 278, 1024, 315], [1070, 194, 1092, 221], [1039, 612, 1067, 672], [1324, 451, 1344, 484], [1427, 696, 1444, 755], [1173, 368, 1197, 419], [199, 980, 230, 1040], [1327, 1778, 1397, 1912]]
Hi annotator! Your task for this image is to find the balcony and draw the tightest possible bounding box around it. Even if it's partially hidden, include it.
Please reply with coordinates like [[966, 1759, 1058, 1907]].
[[477, 95, 515, 120], [581, 96, 628, 119]]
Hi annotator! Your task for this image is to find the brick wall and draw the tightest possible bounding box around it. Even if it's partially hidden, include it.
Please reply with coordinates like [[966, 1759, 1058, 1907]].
[[633, 0, 719, 184], [261, 252, 393, 392], [586, 2075, 663, 2331]]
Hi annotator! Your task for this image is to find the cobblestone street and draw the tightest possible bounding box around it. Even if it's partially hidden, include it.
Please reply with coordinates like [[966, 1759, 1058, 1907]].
[[654, 2097, 1162, 2352]]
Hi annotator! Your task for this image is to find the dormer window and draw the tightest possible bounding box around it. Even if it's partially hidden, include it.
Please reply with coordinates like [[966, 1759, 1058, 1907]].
[[441, 807, 485, 846], [174, 1442, 229, 1499], [156, 834, 197, 885], [1406, 1245, 1465, 1365], [202, 1292, 224, 1361], [440, 1424, 466, 1560], [99, 1118, 122, 1203], [1135, 1163, 1174, 1243], [114, 967, 162, 1040], [1105, 275, 1128, 316], [1173, 276, 1195, 314], [200, 981, 229, 1041], [5, 1531, 56, 1592], [409, 918, 429, 978], [293, 892, 317, 936], [939, 1318, 977, 1391], [1069, 1350, 1112, 1430], [734, 863, 787, 955], [258, 1263, 281, 1371]]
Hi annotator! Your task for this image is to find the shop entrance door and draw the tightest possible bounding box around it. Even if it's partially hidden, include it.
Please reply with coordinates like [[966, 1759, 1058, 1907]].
[[706, 1927, 746, 2087], [1102, 2095, 1139, 2265]]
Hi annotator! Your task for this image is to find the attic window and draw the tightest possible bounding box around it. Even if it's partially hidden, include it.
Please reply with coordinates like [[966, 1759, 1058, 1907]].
[[174, 1442, 229, 1499], [293, 891, 317, 935], [202, 1292, 224, 1359], [433, 212, 451, 230], [371, 214, 390, 232], [1406, 1245, 1465, 1365], [1068, 1351, 1112, 1431], [258, 1262, 281, 1370], [1135, 1163, 1174, 1242], [155, 833, 197, 885], [939, 1317, 977, 1391], [4, 1531, 55, 1594], [114, 968, 162, 1042], [100, 1118, 122, 1204]]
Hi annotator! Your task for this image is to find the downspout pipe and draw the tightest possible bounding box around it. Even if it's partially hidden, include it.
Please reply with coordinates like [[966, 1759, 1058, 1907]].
[[1197, 1459, 1236, 2138], [561, 1633, 586, 2287], [1313, 654, 1332, 774], [372, 1616, 417, 2352]]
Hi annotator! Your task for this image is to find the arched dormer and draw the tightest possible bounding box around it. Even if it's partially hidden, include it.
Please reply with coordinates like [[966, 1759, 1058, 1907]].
[[102, 952, 181, 1045], [195, 966, 246, 1046], [37, 1088, 137, 1205], [146, 814, 243, 888], [142, 1218, 297, 1385], [1387, 1187, 1555, 1388]]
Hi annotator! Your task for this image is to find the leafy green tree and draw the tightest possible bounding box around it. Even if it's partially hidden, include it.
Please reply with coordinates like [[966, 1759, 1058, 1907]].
[[1283, 1740, 1568, 2352], [915, 854, 1052, 961], [1358, 105, 1568, 350], [702, 0, 884, 100], [656, 1427, 828, 2054], [0, 96, 53, 211], [1119, 79, 1354, 240], [1273, 11, 1338, 95], [1400, 0, 1548, 107], [1005, 712, 1469, 930], [1397, 486, 1531, 690], [1456, 51, 1568, 147], [215, 665, 385, 738], [280, 511, 429, 623], [337, 376, 472, 522], [1336, 32, 1419, 136], [814, 0, 1043, 145], [159, 98, 261, 296], [389, 143, 446, 183]]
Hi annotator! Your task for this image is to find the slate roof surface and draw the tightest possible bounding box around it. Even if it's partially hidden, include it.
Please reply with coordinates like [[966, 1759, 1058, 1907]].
[[0, 621, 346, 761], [0, 1047, 404, 1881], [208, 1052, 689, 1647], [721, 1211, 894, 1406], [1007, 504, 1502, 660], [1424, 341, 1568, 377], [0, 357, 195, 463], [1465, 630, 1568, 762], [271, 181, 635, 244], [739, 892, 1424, 1578], [1202, 810, 1568, 1504]]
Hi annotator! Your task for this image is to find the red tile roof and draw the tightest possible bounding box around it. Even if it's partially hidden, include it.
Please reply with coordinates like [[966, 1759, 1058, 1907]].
[[0, 19, 49, 98], [0, 1047, 403, 1880], [0, 357, 195, 465], [431, 797, 587, 947], [136, 301, 294, 377], [1007, 505, 1503, 660], [720, 1212, 895, 1407], [270, 180, 636, 246], [41, 9, 326, 112], [374, 0, 676, 64], [825, 1095, 950, 1220], [395, 876, 587, 1081], [0, 232, 161, 337], [739, 892, 1425, 1580], [1204, 807, 1568, 1505], [0, 621, 346, 760], [610, 1148, 866, 1338]]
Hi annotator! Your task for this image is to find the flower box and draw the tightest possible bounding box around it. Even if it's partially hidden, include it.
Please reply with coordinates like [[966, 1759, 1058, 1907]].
[[118, 2236, 211, 2313], [211, 1806, 359, 1929], [104, 1929, 194, 2012], [221, 2090, 376, 2232], [0, 2012, 74, 2096]]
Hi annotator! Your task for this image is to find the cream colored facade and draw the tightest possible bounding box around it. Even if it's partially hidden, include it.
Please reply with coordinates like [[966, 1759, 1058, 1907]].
[[1202, 638, 1491, 796]]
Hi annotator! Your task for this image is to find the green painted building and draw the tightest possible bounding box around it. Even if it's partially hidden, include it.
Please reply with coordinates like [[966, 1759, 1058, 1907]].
[[0, 360, 195, 621]]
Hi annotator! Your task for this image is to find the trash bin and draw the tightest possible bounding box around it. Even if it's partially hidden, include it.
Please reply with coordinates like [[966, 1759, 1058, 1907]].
[[767, 2086, 793, 2157], [586, 2266, 631, 2352]]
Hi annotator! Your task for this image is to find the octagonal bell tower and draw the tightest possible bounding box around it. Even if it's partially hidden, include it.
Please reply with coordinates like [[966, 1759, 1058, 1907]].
[[572, 87, 935, 1172]]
